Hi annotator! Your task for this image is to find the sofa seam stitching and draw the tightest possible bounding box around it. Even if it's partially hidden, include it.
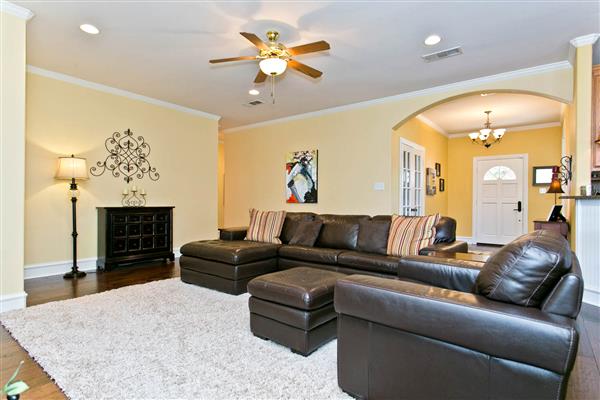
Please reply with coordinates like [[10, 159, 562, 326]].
[[488, 235, 535, 298], [525, 245, 563, 306]]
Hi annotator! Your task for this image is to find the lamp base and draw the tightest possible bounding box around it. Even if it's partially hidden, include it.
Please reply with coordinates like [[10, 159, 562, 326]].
[[63, 269, 87, 279]]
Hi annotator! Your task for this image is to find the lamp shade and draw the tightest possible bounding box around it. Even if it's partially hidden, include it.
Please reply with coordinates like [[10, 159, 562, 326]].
[[259, 58, 287, 76], [56, 155, 89, 180], [546, 177, 564, 194]]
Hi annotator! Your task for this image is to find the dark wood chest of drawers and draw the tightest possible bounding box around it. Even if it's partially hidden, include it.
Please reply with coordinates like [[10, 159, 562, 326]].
[[97, 206, 175, 270]]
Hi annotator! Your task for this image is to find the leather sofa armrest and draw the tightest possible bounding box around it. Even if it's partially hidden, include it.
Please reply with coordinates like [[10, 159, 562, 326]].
[[398, 255, 482, 292], [219, 227, 248, 241], [419, 241, 469, 254], [334, 275, 578, 375]]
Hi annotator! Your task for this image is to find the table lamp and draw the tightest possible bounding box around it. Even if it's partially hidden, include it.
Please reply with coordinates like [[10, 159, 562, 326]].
[[546, 166, 565, 205], [55, 155, 88, 279]]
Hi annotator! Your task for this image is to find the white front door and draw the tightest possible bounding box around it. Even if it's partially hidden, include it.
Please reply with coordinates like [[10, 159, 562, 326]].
[[474, 155, 527, 245], [399, 139, 425, 216]]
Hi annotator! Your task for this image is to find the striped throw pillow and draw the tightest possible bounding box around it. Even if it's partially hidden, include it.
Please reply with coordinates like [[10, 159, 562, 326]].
[[245, 209, 287, 244], [386, 214, 440, 256]]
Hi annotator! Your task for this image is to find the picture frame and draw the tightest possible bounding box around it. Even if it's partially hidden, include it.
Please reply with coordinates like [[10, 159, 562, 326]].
[[426, 167, 436, 195], [435, 162, 441, 177], [532, 166, 555, 186], [439, 178, 445, 192]]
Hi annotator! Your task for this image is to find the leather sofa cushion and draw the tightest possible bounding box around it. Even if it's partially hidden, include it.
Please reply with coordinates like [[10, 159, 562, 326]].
[[476, 230, 572, 307], [372, 215, 457, 244], [289, 220, 323, 247], [315, 215, 369, 250], [398, 255, 483, 292], [248, 267, 346, 310], [338, 251, 401, 275], [280, 212, 316, 244], [180, 240, 279, 265], [357, 219, 390, 255], [278, 245, 343, 265]]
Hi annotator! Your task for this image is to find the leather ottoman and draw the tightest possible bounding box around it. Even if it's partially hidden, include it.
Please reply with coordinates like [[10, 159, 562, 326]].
[[179, 240, 279, 295], [247, 267, 346, 356]]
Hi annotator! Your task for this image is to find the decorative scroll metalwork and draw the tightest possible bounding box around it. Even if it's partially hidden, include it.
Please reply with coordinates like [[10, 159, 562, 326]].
[[559, 155, 572, 185], [90, 129, 160, 183]]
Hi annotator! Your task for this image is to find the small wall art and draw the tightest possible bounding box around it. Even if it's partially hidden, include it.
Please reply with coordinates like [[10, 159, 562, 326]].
[[286, 150, 318, 203]]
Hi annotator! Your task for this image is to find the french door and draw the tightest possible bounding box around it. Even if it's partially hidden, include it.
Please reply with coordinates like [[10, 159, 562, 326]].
[[399, 139, 425, 216], [474, 155, 527, 245]]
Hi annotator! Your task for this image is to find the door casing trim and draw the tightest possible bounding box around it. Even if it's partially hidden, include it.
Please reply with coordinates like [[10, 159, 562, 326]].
[[399, 138, 426, 215]]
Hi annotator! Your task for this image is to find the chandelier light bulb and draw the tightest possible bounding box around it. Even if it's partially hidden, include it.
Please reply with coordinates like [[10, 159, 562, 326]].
[[468, 132, 479, 140], [493, 128, 506, 139], [259, 58, 288, 76]]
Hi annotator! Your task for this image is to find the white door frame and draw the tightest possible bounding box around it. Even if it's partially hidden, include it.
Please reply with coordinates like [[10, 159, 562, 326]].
[[399, 138, 425, 215], [472, 154, 529, 243]]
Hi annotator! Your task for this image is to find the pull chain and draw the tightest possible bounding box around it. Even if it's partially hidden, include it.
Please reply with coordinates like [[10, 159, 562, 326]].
[[271, 75, 276, 104]]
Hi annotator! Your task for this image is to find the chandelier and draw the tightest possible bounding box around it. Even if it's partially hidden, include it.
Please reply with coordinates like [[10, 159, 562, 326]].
[[468, 110, 506, 148]]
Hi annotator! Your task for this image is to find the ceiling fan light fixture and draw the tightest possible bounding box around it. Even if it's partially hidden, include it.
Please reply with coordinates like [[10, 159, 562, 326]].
[[259, 58, 287, 76]]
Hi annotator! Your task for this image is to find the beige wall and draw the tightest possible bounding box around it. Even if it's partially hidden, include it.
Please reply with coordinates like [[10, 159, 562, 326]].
[[448, 126, 563, 237], [392, 117, 448, 215], [25, 72, 219, 266], [218, 136, 225, 228], [223, 66, 573, 227], [1, 11, 27, 301]]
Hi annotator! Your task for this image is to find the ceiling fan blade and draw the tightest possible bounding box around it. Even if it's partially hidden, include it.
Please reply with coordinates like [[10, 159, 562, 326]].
[[288, 60, 323, 78], [287, 40, 330, 56], [240, 32, 269, 51], [254, 69, 268, 83], [209, 56, 257, 64]]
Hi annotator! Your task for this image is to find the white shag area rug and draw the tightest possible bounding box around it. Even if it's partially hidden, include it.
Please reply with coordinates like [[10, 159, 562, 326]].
[[1, 279, 350, 400]]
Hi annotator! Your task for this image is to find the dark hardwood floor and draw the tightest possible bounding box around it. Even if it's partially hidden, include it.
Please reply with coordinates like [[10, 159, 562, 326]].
[[1, 260, 599, 399]]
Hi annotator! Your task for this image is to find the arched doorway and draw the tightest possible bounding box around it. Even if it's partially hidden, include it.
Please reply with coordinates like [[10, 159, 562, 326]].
[[391, 90, 568, 244]]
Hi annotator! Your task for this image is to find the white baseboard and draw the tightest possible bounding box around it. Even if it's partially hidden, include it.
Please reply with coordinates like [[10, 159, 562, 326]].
[[24, 258, 98, 280], [456, 236, 475, 244], [583, 288, 600, 308], [0, 291, 28, 313], [24, 248, 181, 280]]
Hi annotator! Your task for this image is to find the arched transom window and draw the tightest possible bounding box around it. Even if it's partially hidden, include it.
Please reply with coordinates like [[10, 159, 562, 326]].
[[483, 165, 517, 181]]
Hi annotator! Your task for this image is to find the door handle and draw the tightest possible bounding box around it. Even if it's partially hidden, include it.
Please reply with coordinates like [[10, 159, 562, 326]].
[[513, 201, 522, 212]]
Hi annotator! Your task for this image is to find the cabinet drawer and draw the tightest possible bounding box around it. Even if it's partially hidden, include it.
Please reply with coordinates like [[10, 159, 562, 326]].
[[156, 213, 169, 222], [142, 214, 154, 222], [155, 235, 168, 249], [155, 223, 167, 235], [127, 224, 141, 236], [112, 238, 127, 253], [142, 236, 154, 249], [128, 215, 142, 223], [112, 215, 127, 224], [128, 238, 141, 251], [142, 223, 154, 235], [113, 224, 126, 237]]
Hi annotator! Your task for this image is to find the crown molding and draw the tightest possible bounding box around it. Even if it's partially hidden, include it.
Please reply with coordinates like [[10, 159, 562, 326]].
[[0, 1, 34, 20], [222, 61, 572, 133], [27, 65, 221, 121], [415, 114, 449, 137], [570, 33, 600, 48], [448, 121, 561, 138]]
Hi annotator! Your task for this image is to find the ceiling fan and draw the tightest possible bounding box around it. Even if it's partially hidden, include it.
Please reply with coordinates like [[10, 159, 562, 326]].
[[209, 31, 330, 102]]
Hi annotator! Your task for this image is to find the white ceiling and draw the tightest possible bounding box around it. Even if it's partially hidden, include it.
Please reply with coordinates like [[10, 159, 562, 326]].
[[420, 93, 563, 134], [16, 0, 600, 129]]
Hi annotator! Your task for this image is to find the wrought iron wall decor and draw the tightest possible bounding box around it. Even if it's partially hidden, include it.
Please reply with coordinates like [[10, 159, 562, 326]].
[[90, 129, 160, 183]]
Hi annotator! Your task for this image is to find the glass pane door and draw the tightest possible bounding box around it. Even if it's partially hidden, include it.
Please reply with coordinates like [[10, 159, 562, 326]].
[[399, 142, 425, 216]]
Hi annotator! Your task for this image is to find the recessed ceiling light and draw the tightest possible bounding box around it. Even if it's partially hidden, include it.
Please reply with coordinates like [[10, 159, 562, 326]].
[[80, 24, 100, 35], [248, 89, 260, 96], [424, 34, 441, 46]]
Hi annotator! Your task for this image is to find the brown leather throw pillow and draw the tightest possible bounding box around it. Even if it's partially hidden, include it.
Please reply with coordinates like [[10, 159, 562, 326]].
[[288, 220, 323, 247]]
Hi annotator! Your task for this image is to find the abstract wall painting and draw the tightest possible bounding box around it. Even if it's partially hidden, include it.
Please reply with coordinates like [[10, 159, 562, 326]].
[[286, 150, 318, 203]]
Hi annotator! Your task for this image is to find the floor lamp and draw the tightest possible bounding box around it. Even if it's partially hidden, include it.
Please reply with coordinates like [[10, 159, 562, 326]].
[[55, 155, 88, 279]]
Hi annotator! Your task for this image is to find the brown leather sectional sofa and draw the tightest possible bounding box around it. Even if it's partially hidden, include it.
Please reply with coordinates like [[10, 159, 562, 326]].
[[179, 212, 467, 294], [335, 230, 584, 400]]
